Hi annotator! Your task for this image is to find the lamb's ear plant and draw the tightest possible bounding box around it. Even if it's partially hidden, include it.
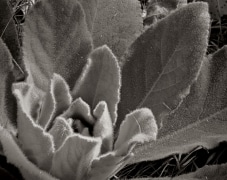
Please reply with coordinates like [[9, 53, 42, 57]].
[[0, 0, 227, 180]]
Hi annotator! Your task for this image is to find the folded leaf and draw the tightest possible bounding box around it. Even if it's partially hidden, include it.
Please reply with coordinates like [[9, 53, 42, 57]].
[[50, 134, 101, 180], [39, 74, 72, 128], [23, 0, 93, 91], [92, 0, 143, 59], [72, 45, 121, 124], [118, 2, 210, 130], [12, 83, 43, 121], [13, 87, 54, 171], [48, 117, 73, 150], [78, 0, 98, 32], [0, 38, 14, 129], [115, 108, 157, 154], [61, 98, 95, 126], [93, 101, 113, 153], [0, 127, 58, 180], [130, 46, 227, 164]]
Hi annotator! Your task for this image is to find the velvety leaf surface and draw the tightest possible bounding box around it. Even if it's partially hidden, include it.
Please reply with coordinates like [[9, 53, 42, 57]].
[[93, 101, 113, 154], [39, 74, 72, 129], [92, 0, 143, 59], [78, 0, 98, 32], [48, 117, 73, 150], [72, 45, 121, 124], [0, 127, 58, 180], [0, 38, 14, 130], [12, 83, 43, 121], [118, 2, 210, 130], [115, 108, 157, 152], [23, 0, 93, 91], [13, 86, 54, 171], [50, 134, 101, 180], [130, 46, 227, 164], [0, 0, 23, 129]]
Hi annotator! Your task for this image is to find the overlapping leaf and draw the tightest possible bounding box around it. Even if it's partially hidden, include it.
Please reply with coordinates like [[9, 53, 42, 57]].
[[78, 0, 98, 32], [118, 2, 210, 130], [131, 46, 227, 164], [72, 45, 121, 124], [0, 127, 58, 180], [92, 0, 143, 59], [23, 0, 93, 91]]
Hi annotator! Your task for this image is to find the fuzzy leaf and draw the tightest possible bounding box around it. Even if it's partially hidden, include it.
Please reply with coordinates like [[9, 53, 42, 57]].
[[50, 134, 101, 180], [92, 0, 143, 59], [13, 86, 54, 171], [61, 98, 95, 125], [12, 83, 43, 121], [23, 0, 93, 91], [118, 2, 210, 129], [93, 101, 113, 154], [89, 151, 133, 180], [78, 0, 98, 32], [0, 0, 21, 129], [48, 117, 73, 150], [72, 45, 121, 124], [130, 46, 227, 164], [115, 108, 157, 154], [39, 74, 72, 128], [0, 38, 14, 130], [0, 127, 58, 180]]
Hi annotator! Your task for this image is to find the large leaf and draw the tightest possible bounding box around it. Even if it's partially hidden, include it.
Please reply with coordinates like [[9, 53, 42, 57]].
[[92, 0, 143, 59], [117, 2, 210, 130], [0, 127, 58, 180], [0, 38, 14, 130], [50, 134, 101, 180], [72, 45, 121, 124], [130, 46, 227, 164], [0, 0, 23, 129], [13, 84, 54, 171], [23, 0, 93, 91], [78, 0, 98, 32]]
